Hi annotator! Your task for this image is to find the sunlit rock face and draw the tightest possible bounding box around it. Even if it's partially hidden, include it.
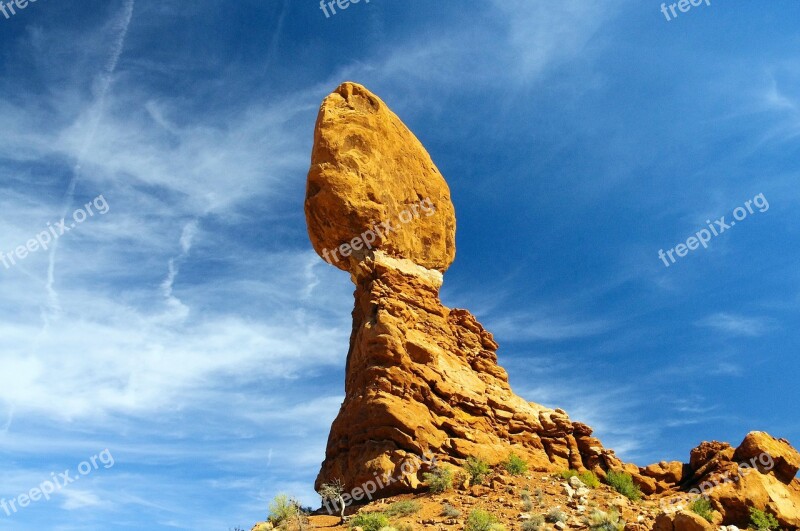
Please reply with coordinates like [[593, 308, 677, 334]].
[[303, 84, 800, 527]]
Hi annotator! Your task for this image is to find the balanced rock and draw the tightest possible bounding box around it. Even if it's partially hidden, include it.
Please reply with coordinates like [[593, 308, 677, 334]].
[[303, 83, 800, 528], [305, 82, 456, 274], [306, 83, 616, 498]]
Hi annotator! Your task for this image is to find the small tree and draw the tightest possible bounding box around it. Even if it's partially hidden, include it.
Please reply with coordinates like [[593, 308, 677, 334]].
[[319, 479, 347, 524]]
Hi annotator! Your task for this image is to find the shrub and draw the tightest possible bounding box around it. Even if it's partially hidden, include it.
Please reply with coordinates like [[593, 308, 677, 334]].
[[587, 509, 624, 531], [522, 515, 545, 531], [349, 512, 390, 531], [464, 457, 492, 486], [268, 494, 301, 527], [385, 500, 421, 518], [749, 507, 780, 530], [534, 488, 544, 507], [503, 452, 528, 476], [690, 497, 714, 523], [520, 490, 533, 512], [465, 509, 505, 531], [579, 471, 600, 488], [545, 508, 567, 524], [559, 469, 600, 488], [605, 470, 641, 501], [423, 465, 454, 493], [559, 469, 578, 480], [441, 503, 462, 518]]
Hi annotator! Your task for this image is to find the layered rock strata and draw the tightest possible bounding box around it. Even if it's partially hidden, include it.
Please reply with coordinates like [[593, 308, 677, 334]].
[[304, 82, 800, 528]]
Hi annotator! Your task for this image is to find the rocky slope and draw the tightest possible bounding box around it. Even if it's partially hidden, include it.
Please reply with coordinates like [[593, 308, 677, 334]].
[[289, 81, 800, 530]]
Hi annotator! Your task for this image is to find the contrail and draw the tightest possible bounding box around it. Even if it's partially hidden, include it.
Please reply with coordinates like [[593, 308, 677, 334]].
[[261, 0, 288, 76], [43, 0, 135, 325]]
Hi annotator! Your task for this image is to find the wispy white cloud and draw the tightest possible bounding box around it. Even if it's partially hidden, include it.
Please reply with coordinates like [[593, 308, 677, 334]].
[[487, 311, 612, 341], [491, 0, 624, 80], [61, 490, 103, 511], [696, 312, 773, 337], [515, 378, 654, 461], [45, 0, 136, 325]]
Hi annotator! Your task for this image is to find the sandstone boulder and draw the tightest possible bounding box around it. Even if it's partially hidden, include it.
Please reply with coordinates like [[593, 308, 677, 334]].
[[689, 441, 733, 472], [732, 431, 800, 483], [305, 82, 456, 274], [654, 510, 715, 531]]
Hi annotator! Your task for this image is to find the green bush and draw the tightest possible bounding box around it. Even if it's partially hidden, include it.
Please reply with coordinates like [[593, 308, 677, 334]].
[[579, 471, 600, 488], [441, 503, 461, 518], [349, 512, 390, 531], [587, 509, 624, 531], [605, 470, 641, 501], [749, 507, 780, 530], [559, 469, 600, 488], [690, 497, 714, 523], [465, 509, 505, 531], [503, 452, 528, 476], [522, 515, 545, 531], [545, 508, 567, 524], [268, 494, 300, 527], [423, 466, 454, 493], [464, 457, 492, 486], [384, 500, 421, 518]]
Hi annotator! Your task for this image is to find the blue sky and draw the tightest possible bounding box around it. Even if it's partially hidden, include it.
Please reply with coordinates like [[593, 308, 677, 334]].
[[0, 0, 798, 529]]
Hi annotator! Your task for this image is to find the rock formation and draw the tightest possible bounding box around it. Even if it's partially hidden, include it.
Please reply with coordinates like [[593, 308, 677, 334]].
[[304, 82, 800, 527], [657, 432, 800, 529], [305, 82, 620, 495], [305, 81, 455, 275]]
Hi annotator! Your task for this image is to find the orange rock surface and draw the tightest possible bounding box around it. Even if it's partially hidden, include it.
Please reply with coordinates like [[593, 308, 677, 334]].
[[305, 82, 456, 274], [303, 82, 800, 528], [306, 83, 618, 497]]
